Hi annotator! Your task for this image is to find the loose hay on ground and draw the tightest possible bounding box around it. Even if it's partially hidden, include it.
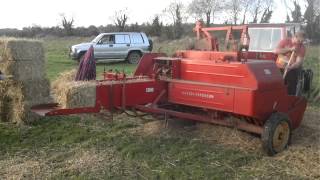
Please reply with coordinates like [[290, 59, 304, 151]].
[[141, 120, 166, 136], [189, 108, 320, 178], [0, 157, 42, 180], [0, 147, 123, 179], [195, 122, 261, 151], [243, 107, 320, 179], [132, 108, 319, 178]]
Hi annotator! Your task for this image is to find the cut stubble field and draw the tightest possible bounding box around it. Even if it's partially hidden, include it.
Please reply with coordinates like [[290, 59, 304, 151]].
[[0, 37, 319, 179]]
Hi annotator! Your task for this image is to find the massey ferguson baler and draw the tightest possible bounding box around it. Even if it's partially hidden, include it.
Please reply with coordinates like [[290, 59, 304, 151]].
[[32, 22, 307, 155]]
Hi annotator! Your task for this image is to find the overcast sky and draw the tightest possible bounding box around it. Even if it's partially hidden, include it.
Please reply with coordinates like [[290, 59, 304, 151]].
[[0, 0, 306, 29]]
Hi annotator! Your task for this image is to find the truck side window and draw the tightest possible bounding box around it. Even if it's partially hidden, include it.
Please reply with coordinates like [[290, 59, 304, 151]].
[[131, 34, 144, 44], [115, 34, 130, 44], [100, 35, 115, 44], [109, 35, 115, 44]]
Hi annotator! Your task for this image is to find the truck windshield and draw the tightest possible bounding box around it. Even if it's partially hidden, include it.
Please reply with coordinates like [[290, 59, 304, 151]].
[[91, 34, 104, 43], [248, 28, 282, 52]]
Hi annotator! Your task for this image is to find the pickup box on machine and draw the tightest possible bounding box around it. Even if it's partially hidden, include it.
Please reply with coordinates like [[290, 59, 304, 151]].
[[70, 32, 153, 64]]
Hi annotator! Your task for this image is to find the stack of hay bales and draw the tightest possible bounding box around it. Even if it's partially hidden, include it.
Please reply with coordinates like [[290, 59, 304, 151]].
[[52, 69, 96, 108], [0, 38, 51, 124]]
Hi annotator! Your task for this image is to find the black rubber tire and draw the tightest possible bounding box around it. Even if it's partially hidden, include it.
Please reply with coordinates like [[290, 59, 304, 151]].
[[148, 39, 153, 51], [78, 53, 85, 63], [296, 73, 305, 96], [261, 112, 292, 156], [127, 51, 142, 64], [303, 69, 313, 92]]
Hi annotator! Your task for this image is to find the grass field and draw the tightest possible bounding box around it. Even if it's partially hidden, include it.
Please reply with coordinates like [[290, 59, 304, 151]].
[[0, 37, 319, 179], [304, 45, 320, 105], [45, 36, 136, 81]]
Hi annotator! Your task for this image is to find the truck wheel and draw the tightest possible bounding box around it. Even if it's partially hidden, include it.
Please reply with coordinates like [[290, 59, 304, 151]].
[[127, 51, 141, 64], [78, 53, 85, 63], [261, 112, 291, 156]]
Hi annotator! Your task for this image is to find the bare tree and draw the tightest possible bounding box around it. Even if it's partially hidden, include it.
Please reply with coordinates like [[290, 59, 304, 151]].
[[225, 0, 273, 24], [250, 0, 263, 23], [226, 0, 243, 24], [60, 14, 74, 36], [150, 15, 163, 37], [188, 0, 223, 26], [304, 0, 320, 42], [314, 0, 320, 16], [113, 9, 129, 32], [164, 1, 184, 39], [241, 0, 258, 24], [260, 7, 273, 23], [249, 0, 273, 23], [188, 0, 204, 21], [165, 1, 184, 24], [241, 0, 250, 24], [290, 0, 303, 22]]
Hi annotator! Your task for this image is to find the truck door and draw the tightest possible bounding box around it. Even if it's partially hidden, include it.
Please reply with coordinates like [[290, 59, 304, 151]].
[[94, 34, 115, 59], [113, 34, 131, 59]]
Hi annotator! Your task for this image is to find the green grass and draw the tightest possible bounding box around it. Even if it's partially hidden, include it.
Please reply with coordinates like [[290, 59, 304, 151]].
[[0, 116, 258, 179], [44, 37, 136, 81], [304, 45, 320, 105], [304, 46, 320, 88]]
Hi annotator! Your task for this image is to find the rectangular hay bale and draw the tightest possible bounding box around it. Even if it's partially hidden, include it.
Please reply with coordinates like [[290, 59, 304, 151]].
[[0, 38, 44, 62], [5, 79, 51, 104], [0, 38, 50, 124], [0, 60, 45, 81], [28, 79, 50, 102], [54, 81, 97, 108], [0, 80, 23, 123], [52, 69, 96, 108], [0, 79, 52, 123], [0, 38, 46, 82]]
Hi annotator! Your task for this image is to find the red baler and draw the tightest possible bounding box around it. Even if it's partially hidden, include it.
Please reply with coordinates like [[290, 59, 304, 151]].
[[32, 22, 307, 155]]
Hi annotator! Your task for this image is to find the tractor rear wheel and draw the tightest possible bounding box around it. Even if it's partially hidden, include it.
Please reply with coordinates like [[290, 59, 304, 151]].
[[261, 112, 291, 156]]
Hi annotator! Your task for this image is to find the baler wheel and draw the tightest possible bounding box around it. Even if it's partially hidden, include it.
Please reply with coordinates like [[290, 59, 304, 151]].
[[261, 113, 291, 156]]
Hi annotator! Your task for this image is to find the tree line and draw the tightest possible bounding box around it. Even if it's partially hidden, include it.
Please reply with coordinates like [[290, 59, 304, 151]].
[[0, 0, 319, 43]]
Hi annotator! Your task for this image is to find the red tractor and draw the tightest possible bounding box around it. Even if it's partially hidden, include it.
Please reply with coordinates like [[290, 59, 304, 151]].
[[32, 22, 308, 155]]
